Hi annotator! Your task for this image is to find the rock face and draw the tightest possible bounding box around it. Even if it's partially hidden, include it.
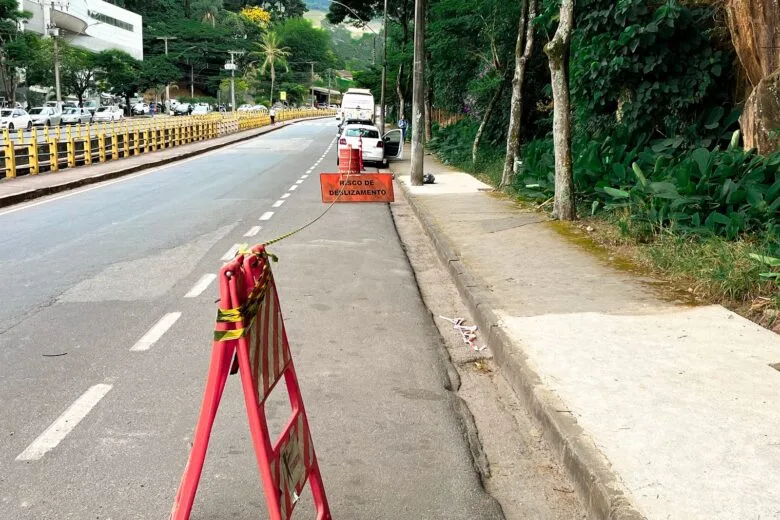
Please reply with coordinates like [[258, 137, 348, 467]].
[[741, 69, 780, 153], [726, 0, 780, 153]]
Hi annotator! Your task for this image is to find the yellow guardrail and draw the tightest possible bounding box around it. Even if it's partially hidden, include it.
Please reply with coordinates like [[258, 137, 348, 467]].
[[1, 108, 334, 179]]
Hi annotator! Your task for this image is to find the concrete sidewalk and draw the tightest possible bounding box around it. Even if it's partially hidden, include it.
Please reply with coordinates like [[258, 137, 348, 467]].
[[0, 116, 327, 209], [390, 150, 780, 520]]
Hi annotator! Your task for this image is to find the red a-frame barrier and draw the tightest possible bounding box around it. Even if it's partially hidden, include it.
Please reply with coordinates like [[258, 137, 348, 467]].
[[170, 245, 331, 520]]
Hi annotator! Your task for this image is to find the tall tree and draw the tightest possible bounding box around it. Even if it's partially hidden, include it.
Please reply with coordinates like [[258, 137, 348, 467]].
[[0, 0, 34, 104], [409, 0, 426, 185], [499, 0, 536, 188], [256, 31, 291, 105], [544, 0, 575, 220], [61, 46, 99, 105], [193, 0, 223, 27], [95, 49, 142, 112]]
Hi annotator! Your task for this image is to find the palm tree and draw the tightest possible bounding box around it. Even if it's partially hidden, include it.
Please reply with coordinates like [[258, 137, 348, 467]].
[[193, 0, 223, 27], [256, 31, 290, 106]]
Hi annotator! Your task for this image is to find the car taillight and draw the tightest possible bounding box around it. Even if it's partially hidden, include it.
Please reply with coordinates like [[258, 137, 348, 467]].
[[377, 140, 384, 148], [339, 138, 347, 145]]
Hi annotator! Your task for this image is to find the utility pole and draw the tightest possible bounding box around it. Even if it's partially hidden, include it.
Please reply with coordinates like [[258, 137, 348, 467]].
[[410, 0, 426, 185], [380, 0, 388, 134], [310, 61, 315, 107], [41, 0, 68, 103], [51, 29, 61, 102], [156, 36, 177, 108], [327, 69, 332, 107], [226, 50, 243, 112]]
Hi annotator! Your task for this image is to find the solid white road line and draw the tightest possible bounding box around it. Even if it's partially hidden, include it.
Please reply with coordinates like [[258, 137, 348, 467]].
[[130, 312, 182, 352], [16, 384, 113, 461], [272, 200, 285, 208], [280, 193, 290, 199], [296, 179, 304, 184], [289, 185, 298, 191], [244, 225, 262, 237], [260, 211, 274, 220], [220, 244, 241, 261], [184, 274, 217, 298]]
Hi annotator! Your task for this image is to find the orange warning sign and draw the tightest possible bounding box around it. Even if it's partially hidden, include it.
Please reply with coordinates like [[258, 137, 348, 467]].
[[320, 173, 395, 203]]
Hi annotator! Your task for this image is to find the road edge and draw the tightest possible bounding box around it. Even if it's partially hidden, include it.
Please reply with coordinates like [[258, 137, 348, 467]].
[[394, 178, 647, 520], [0, 116, 331, 210]]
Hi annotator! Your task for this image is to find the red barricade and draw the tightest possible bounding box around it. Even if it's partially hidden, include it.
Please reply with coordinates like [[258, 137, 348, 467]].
[[170, 246, 330, 520], [338, 146, 362, 174]]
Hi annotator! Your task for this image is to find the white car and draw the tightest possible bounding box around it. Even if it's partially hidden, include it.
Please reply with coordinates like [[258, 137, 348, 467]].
[[132, 102, 150, 115], [29, 106, 62, 126], [337, 123, 403, 167], [60, 107, 92, 125], [237, 104, 253, 112], [192, 104, 210, 115], [0, 108, 31, 130], [92, 106, 124, 122]]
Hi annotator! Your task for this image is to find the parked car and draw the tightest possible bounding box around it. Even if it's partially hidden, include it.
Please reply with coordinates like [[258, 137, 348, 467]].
[[336, 123, 403, 167], [251, 104, 268, 112], [29, 106, 62, 127], [92, 106, 124, 122], [174, 103, 192, 116], [192, 103, 210, 115], [0, 108, 31, 130], [132, 102, 149, 115], [60, 107, 93, 125], [83, 100, 100, 115], [316, 102, 328, 109], [237, 104, 253, 112]]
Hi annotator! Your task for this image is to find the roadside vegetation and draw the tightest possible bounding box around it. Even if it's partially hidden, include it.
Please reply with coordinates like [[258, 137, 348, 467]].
[[416, 1, 778, 329]]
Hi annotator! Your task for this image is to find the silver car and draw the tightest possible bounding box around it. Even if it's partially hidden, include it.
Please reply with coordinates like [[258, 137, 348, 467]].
[[29, 106, 62, 127], [60, 107, 92, 125]]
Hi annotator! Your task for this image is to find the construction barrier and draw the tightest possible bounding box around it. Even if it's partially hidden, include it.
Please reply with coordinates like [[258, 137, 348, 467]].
[[337, 146, 361, 174], [1, 109, 335, 179], [170, 246, 330, 520]]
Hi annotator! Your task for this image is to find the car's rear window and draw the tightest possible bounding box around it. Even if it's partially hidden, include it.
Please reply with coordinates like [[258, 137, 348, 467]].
[[96, 107, 109, 112], [345, 128, 379, 138], [29, 108, 44, 115]]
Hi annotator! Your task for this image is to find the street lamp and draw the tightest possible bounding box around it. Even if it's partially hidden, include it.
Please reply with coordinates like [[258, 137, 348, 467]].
[[330, 0, 377, 65]]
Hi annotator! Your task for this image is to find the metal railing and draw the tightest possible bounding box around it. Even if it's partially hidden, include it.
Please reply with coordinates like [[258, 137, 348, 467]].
[[1, 109, 334, 179]]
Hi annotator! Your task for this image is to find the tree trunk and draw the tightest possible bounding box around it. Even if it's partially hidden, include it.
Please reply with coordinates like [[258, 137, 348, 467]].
[[409, 0, 426, 186], [544, 0, 575, 221], [424, 84, 432, 142], [270, 67, 275, 105], [473, 73, 507, 165], [499, 0, 537, 189], [396, 62, 405, 119]]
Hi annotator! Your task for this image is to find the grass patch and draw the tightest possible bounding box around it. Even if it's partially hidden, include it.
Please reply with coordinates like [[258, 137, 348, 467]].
[[429, 141, 779, 332]]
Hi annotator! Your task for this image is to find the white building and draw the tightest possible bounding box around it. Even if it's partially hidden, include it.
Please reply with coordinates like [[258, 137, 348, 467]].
[[22, 0, 143, 60]]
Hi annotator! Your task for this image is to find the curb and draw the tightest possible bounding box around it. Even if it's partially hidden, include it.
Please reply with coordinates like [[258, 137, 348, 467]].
[[0, 115, 332, 210], [395, 178, 647, 520]]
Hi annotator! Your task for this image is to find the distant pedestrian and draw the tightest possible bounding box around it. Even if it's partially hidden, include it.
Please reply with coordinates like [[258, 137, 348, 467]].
[[188, 104, 193, 116], [269, 107, 276, 124], [398, 116, 408, 142]]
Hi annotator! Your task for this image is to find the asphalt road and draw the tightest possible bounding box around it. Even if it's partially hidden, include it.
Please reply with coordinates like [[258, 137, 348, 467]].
[[0, 120, 503, 519]]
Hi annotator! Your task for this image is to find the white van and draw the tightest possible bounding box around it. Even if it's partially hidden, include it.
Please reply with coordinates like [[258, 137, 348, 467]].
[[340, 88, 375, 125]]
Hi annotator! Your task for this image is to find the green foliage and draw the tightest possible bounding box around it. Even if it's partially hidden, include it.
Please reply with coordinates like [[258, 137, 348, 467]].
[[570, 0, 733, 136]]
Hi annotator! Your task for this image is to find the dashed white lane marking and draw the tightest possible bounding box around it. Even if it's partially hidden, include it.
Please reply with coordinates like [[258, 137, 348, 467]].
[[289, 185, 298, 191], [280, 193, 290, 199], [184, 274, 217, 298], [244, 225, 262, 237], [130, 312, 182, 352], [306, 168, 313, 173], [260, 211, 274, 220], [272, 200, 285, 208], [296, 179, 304, 184], [301, 175, 309, 179], [16, 384, 113, 461], [220, 244, 242, 261]]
